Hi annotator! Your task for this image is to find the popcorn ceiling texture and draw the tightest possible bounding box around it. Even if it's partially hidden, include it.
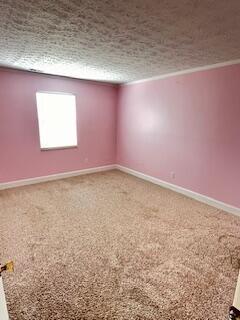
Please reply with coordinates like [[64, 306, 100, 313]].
[[0, 0, 240, 83], [0, 170, 240, 319]]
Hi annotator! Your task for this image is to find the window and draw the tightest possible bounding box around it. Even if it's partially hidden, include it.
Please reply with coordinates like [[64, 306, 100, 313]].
[[36, 92, 77, 149]]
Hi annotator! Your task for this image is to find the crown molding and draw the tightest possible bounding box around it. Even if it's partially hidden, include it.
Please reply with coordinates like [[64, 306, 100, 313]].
[[122, 59, 240, 86]]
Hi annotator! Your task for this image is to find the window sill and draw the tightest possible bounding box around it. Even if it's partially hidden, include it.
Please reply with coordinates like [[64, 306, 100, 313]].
[[40, 145, 78, 151]]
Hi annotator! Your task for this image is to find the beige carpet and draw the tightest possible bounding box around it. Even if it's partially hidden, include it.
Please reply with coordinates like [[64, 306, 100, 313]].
[[0, 170, 239, 320]]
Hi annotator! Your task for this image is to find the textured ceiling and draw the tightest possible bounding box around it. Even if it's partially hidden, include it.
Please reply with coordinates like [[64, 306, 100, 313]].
[[0, 0, 240, 83]]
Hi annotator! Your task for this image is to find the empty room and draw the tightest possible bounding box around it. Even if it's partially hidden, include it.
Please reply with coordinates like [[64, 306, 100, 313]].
[[0, 1, 240, 319]]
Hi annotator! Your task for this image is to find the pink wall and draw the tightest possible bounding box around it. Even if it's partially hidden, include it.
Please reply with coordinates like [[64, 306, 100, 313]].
[[0, 69, 117, 183], [117, 65, 240, 208], [1, 65, 240, 208]]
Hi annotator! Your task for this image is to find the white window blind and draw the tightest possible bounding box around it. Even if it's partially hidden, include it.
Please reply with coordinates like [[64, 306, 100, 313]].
[[36, 92, 77, 149]]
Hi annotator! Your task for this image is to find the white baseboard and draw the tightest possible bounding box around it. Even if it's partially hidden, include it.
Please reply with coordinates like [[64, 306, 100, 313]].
[[0, 165, 116, 190], [116, 165, 240, 217], [1, 164, 239, 217]]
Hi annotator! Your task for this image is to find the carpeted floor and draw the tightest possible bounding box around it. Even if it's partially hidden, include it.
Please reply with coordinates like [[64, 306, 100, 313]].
[[0, 170, 240, 320]]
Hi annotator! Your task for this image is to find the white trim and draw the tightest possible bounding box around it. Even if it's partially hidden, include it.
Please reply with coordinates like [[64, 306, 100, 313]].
[[0, 66, 118, 87], [116, 165, 240, 217], [40, 146, 78, 151], [233, 271, 240, 310], [36, 91, 76, 96], [0, 277, 9, 320], [1, 164, 239, 217], [0, 165, 116, 190], [122, 59, 240, 86], [1, 59, 240, 86]]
